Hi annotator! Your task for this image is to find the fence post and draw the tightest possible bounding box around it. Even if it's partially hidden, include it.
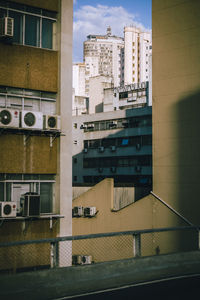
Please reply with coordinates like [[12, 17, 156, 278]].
[[51, 241, 59, 268], [133, 233, 141, 257], [198, 229, 200, 250]]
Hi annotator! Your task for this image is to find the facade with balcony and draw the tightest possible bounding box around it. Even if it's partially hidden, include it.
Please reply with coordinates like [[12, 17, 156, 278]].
[[73, 106, 152, 196]]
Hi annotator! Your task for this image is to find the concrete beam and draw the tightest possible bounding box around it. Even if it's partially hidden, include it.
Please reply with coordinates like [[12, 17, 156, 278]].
[[0, 251, 200, 299]]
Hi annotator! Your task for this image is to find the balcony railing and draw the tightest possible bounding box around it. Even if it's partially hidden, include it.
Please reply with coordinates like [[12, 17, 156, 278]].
[[0, 226, 199, 274]]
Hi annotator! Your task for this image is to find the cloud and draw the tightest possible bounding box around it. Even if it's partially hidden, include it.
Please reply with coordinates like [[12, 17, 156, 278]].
[[73, 4, 149, 62]]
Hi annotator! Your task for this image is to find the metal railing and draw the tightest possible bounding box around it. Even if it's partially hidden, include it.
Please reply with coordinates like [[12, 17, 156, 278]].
[[0, 226, 199, 274]]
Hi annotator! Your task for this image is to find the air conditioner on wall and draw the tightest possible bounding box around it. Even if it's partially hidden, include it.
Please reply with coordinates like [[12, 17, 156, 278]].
[[73, 206, 84, 217], [98, 146, 104, 153], [21, 111, 43, 130], [21, 193, 40, 217], [84, 207, 96, 217], [0, 108, 20, 128], [72, 255, 92, 265], [0, 202, 17, 218], [0, 17, 14, 38], [44, 114, 61, 131]]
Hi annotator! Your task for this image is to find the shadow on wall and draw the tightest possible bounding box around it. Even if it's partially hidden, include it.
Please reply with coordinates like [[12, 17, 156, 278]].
[[176, 89, 200, 225]]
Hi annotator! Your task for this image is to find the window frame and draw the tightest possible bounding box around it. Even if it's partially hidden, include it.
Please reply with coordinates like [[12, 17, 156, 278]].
[[0, 3, 57, 50]]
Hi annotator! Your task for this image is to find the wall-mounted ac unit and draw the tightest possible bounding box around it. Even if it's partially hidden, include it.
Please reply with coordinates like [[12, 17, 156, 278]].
[[0, 17, 14, 38], [84, 207, 96, 217], [135, 165, 142, 173], [110, 145, 116, 152], [0, 108, 20, 128], [98, 146, 104, 153], [0, 202, 17, 218], [110, 166, 117, 173], [98, 167, 103, 173], [21, 111, 43, 130], [83, 148, 88, 153], [44, 114, 61, 131], [21, 193, 40, 217], [73, 206, 84, 217], [136, 143, 141, 150], [72, 255, 92, 265]]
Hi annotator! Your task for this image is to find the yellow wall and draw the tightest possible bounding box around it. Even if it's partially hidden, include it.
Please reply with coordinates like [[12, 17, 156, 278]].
[[152, 0, 200, 225], [0, 44, 58, 92], [12, 0, 59, 11], [72, 179, 186, 261], [0, 134, 57, 173], [0, 219, 59, 271]]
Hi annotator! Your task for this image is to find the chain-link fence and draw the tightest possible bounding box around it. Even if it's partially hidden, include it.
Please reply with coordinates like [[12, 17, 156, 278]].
[[0, 226, 199, 274]]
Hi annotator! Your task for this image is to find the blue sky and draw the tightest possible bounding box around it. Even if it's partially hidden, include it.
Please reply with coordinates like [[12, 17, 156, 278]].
[[73, 0, 152, 62]]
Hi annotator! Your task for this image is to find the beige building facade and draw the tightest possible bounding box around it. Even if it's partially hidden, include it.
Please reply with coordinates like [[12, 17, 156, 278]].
[[0, 0, 73, 271], [72, 0, 200, 260]]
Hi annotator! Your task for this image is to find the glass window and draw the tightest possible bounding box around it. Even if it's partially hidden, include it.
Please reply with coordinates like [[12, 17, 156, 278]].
[[25, 15, 40, 47], [6, 183, 11, 202], [0, 183, 4, 202], [122, 138, 129, 146], [42, 18, 53, 49], [40, 182, 53, 213], [9, 11, 23, 43]]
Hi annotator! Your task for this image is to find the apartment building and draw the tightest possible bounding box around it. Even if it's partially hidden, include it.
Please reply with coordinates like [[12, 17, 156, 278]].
[[72, 106, 152, 195], [124, 26, 152, 85], [0, 0, 73, 272], [83, 26, 124, 95]]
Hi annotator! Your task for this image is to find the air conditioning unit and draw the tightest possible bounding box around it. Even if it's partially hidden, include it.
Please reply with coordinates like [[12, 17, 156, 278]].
[[73, 206, 84, 217], [136, 143, 141, 150], [80, 124, 86, 130], [0, 108, 20, 128], [84, 207, 96, 217], [110, 145, 116, 152], [109, 121, 117, 128], [135, 165, 142, 173], [44, 115, 61, 131], [21, 193, 40, 217], [0, 202, 17, 218], [98, 146, 104, 153], [98, 167, 103, 173], [110, 166, 116, 173], [83, 148, 88, 153], [81, 255, 92, 265], [72, 255, 82, 265], [72, 255, 92, 265], [21, 111, 43, 130], [0, 17, 14, 38]]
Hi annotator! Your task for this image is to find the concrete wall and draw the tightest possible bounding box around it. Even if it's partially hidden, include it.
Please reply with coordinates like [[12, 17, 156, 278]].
[[72, 179, 188, 261], [12, 0, 59, 11], [0, 135, 57, 173], [152, 0, 200, 225], [0, 44, 58, 92]]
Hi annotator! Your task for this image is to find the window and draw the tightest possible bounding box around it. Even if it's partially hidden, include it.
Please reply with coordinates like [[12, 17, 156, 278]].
[[0, 2, 57, 50], [0, 174, 55, 214], [0, 86, 56, 114]]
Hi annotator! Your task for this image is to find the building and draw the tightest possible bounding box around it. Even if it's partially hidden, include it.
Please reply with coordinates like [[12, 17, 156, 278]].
[[83, 26, 124, 95], [124, 26, 152, 85], [72, 0, 200, 259], [72, 106, 152, 194], [0, 0, 73, 272], [152, 0, 200, 225], [89, 75, 113, 114], [72, 63, 86, 97]]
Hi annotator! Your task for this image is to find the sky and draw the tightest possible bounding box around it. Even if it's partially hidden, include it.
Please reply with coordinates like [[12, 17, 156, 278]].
[[73, 0, 152, 62]]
